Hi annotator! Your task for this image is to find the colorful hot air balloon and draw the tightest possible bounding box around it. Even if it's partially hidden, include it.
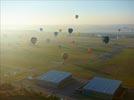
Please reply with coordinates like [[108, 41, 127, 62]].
[[62, 53, 69, 64], [31, 37, 37, 45], [87, 48, 92, 54], [71, 40, 75, 44]]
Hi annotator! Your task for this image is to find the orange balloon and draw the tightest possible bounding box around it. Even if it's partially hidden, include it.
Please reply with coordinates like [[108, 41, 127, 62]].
[[71, 40, 75, 44], [88, 48, 92, 54]]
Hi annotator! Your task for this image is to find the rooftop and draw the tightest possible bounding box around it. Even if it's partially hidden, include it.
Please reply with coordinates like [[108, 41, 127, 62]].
[[83, 77, 122, 95], [37, 70, 72, 84]]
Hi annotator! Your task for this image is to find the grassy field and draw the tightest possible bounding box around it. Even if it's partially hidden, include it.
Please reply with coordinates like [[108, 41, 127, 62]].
[[1, 31, 134, 88], [100, 49, 134, 88]]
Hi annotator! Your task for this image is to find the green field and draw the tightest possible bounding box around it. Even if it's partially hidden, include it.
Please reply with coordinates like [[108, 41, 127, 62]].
[[1, 31, 134, 88]]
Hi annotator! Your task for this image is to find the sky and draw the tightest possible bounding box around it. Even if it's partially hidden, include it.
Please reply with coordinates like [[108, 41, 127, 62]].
[[1, 0, 134, 28]]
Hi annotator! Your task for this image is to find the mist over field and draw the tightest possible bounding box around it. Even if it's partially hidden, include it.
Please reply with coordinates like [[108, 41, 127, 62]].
[[2, 24, 134, 33], [1, 0, 134, 100]]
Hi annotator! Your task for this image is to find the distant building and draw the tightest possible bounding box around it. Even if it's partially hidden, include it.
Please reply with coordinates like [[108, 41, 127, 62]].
[[83, 77, 122, 100], [37, 70, 72, 88]]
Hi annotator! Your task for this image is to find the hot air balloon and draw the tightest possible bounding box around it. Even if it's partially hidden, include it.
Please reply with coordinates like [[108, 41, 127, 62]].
[[117, 28, 121, 40], [31, 37, 37, 45], [62, 53, 69, 64], [118, 28, 121, 32], [46, 38, 50, 43], [102, 36, 109, 44], [54, 32, 58, 37], [40, 28, 43, 31], [75, 15, 79, 19], [87, 48, 92, 54], [59, 45, 62, 49], [70, 40, 75, 47], [68, 28, 73, 35], [71, 40, 75, 44], [59, 29, 62, 32]]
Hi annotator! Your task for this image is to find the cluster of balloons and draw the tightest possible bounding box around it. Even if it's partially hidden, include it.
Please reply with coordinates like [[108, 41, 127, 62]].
[[29, 14, 80, 63]]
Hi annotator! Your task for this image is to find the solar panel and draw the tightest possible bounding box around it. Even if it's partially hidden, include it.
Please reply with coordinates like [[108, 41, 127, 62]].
[[83, 77, 122, 95]]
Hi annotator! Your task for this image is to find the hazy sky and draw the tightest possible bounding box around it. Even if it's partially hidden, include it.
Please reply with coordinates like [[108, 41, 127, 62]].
[[1, 0, 134, 27]]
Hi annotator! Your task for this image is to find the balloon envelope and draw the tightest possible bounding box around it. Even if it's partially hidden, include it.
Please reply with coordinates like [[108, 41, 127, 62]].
[[75, 15, 79, 19], [31, 37, 37, 45], [59, 29, 62, 32], [102, 36, 110, 44], [40, 28, 43, 31], [118, 29, 121, 32], [71, 40, 75, 44], [68, 28, 73, 34], [62, 53, 69, 60], [88, 48, 92, 54], [54, 32, 58, 37], [46, 38, 50, 43]]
